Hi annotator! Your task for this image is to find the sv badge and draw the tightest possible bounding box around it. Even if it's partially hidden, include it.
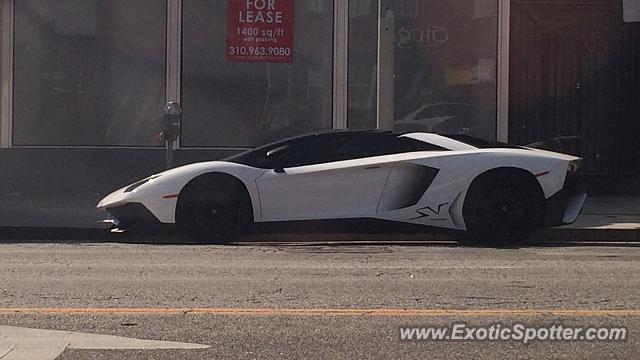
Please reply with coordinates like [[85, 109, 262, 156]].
[[410, 202, 450, 221]]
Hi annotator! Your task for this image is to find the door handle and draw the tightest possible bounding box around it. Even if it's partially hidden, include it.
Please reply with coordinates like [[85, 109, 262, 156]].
[[364, 165, 382, 170]]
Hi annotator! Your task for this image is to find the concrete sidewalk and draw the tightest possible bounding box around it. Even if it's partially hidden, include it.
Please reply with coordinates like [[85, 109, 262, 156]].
[[531, 196, 640, 243], [0, 193, 108, 229], [569, 197, 640, 229], [0, 194, 638, 241]]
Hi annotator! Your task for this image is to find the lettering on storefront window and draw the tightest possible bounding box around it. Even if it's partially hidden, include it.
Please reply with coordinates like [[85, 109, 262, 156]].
[[238, 0, 283, 23], [395, 25, 449, 49], [227, 0, 295, 63]]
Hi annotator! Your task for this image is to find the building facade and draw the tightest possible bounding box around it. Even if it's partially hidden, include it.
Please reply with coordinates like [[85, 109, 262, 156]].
[[0, 0, 638, 198]]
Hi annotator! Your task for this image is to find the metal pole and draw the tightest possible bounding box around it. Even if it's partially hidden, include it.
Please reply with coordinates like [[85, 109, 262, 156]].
[[166, 140, 174, 169], [376, 0, 395, 131], [165, 0, 182, 168], [0, 0, 15, 148], [497, 0, 510, 142], [333, 0, 348, 129]]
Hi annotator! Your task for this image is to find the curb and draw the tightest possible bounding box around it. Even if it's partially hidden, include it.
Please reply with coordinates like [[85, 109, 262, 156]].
[[0, 226, 638, 244], [0, 227, 111, 242], [533, 228, 640, 242]]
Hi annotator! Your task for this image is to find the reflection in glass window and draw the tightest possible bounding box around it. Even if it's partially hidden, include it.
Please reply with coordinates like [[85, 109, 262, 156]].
[[347, 0, 378, 130], [347, 0, 498, 140], [182, 0, 334, 148], [393, 0, 498, 139], [13, 0, 167, 146]]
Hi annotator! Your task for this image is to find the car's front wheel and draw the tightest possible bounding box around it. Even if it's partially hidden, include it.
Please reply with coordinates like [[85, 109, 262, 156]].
[[176, 174, 252, 244], [462, 169, 543, 246]]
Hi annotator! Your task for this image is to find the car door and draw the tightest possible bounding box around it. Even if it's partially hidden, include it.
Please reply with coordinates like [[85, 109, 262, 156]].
[[255, 133, 391, 221]]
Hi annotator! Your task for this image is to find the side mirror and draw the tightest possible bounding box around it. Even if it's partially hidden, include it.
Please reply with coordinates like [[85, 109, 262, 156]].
[[266, 145, 290, 174]]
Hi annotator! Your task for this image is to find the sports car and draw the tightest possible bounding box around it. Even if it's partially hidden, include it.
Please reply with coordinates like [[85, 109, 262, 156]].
[[97, 130, 586, 245]]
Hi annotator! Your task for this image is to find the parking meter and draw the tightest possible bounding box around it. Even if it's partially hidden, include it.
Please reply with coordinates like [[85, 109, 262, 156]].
[[164, 102, 182, 142], [164, 102, 182, 169]]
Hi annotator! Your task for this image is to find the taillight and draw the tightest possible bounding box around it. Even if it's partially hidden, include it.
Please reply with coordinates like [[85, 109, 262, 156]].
[[568, 159, 582, 174]]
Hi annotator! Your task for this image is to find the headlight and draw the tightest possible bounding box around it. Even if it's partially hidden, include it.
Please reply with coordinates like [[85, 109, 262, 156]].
[[124, 175, 161, 193], [568, 159, 582, 174]]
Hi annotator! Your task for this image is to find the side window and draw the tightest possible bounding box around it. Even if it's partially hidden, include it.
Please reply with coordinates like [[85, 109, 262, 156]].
[[254, 132, 448, 169], [225, 136, 306, 168], [333, 134, 389, 159], [278, 134, 350, 168]]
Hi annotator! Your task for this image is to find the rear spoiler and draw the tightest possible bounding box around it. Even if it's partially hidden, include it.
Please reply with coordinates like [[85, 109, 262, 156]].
[[526, 136, 583, 156]]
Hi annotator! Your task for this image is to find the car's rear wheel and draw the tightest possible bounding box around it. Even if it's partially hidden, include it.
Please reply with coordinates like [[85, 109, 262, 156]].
[[176, 174, 252, 244], [462, 169, 543, 246]]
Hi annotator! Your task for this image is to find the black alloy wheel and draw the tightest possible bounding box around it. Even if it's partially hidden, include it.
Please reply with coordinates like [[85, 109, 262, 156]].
[[462, 170, 543, 246], [176, 177, 251, 244]]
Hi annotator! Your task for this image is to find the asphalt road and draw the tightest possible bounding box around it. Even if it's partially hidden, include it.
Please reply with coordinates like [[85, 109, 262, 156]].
[[0, 241, 639, 359]]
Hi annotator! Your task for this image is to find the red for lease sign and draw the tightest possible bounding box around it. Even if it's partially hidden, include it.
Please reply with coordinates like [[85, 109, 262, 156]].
[[226, 0, 295, 63]]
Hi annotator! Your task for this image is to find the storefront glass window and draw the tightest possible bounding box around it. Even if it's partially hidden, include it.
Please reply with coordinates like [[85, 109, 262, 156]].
[[182, 0, 334, 148], [347, 0, 378, 130], [13, 0, 167, 146], [348, 0, 498, 140]]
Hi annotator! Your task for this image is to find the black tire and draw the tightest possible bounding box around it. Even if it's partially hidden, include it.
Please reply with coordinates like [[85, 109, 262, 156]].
[[176, 175, 252, 244], [462, 169, 543, 246]]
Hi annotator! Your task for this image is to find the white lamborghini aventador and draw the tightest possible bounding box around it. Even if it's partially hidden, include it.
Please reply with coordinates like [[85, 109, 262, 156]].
[[97, 130, 586, 245]]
